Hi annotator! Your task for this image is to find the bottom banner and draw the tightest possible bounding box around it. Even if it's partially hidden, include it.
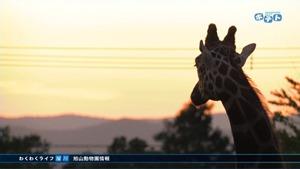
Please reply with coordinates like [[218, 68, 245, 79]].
[[0, 154, 298, 163]]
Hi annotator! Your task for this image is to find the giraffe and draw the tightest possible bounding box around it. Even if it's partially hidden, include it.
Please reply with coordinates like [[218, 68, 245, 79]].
[[191, 24, 283, 168]]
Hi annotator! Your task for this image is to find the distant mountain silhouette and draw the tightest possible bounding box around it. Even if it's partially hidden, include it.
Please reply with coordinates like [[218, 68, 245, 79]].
[[0, 114, 108, 130], [0, 113, 232, 153]]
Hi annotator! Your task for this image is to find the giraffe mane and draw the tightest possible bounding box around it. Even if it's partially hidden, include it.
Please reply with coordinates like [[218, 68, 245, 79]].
[[244, 72, 282, 153], [244, 73, 272, 117]]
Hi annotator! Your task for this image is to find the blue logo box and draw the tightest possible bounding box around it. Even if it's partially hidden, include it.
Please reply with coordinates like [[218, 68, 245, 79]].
[[254, 12, 282, 23]]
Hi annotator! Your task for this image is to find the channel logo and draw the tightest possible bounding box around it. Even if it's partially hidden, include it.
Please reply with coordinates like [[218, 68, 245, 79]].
[[254, 12, 282, 23]]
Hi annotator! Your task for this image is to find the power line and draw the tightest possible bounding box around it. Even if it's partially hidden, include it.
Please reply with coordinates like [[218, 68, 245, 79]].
[[0, 53, 299, 62], [0, 53, 299, 70], [0, 58, 193, 64], [0, 46, 196, 51], [0, 53, 195, 60], [0, 63, 298, 70], [0, 58, 300, 64], [252, 57, 300, 60], [1, 46, 300, 51], [0, 54, 299, 63], [0, 64, 194, 69], [0, 58, 299, 66]]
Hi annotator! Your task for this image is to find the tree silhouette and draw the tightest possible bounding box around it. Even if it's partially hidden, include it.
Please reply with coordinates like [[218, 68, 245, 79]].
[[0, 126, 52, 169], [127, 138, 148, 153], [107, 136, 127, 153], [269, 77, 300, 153], [108, 136, 148, 153], [155, 103, 232, 153]]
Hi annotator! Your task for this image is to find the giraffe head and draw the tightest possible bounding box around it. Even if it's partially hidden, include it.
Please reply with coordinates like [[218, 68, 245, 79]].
[[191, 24, 256, 106]]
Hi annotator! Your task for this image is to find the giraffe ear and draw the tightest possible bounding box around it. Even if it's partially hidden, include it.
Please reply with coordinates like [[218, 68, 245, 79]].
[[238, 43, 256, 67], [199, 40, 208, 52]]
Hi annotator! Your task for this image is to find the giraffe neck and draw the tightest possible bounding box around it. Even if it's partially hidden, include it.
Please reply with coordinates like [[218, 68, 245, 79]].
[[219, 69, 279, 153]]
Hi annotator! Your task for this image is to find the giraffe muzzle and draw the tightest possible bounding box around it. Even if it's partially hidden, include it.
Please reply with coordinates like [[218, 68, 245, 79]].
[[190, 82, 208, 106]]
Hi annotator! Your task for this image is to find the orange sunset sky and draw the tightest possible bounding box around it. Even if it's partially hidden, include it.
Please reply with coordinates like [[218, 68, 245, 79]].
[[0, 0, 300, 119]]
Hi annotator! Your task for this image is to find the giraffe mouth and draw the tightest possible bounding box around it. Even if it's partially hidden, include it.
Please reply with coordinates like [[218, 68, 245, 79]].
[[190, 82, 208, 106]]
